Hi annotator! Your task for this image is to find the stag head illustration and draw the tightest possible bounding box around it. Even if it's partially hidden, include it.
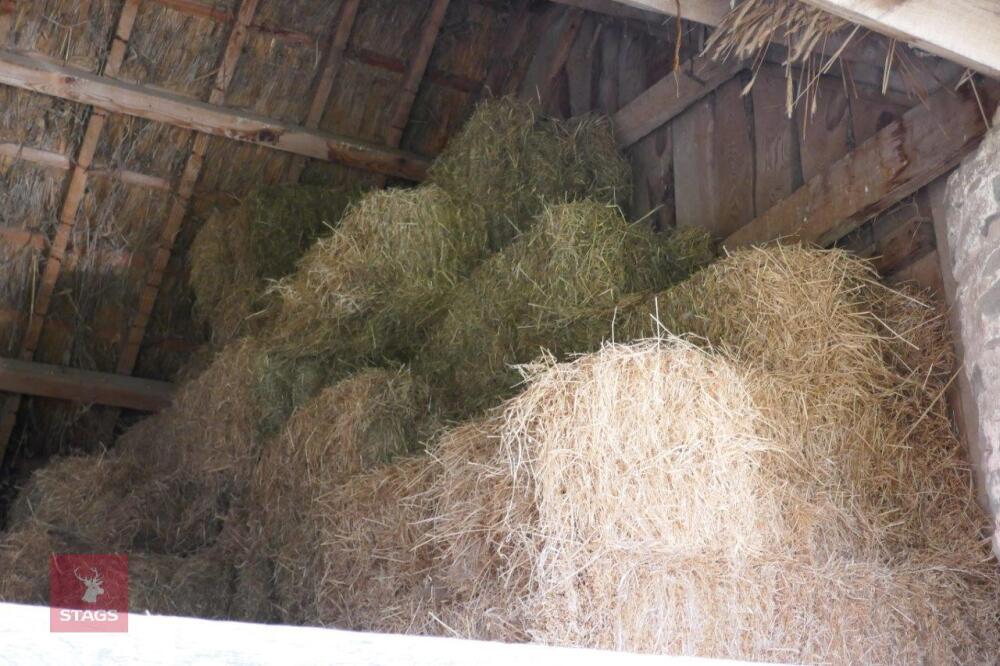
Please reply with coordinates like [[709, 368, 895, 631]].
[[74, 566, 105, 604]]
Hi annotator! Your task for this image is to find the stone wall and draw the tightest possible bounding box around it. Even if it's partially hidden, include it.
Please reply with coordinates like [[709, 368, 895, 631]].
[[944, 109, 1000, 554]]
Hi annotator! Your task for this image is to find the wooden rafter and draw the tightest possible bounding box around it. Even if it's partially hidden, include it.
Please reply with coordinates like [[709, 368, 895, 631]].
[[551, 0, 730, 25], [115, 0, 262, 378], [482, 0, 533, 99], [0, 0, 142, 460], [384, 0, 452, 150], [287, 0, 362, 183], [538, 7, 585, 111], [0, 358, 174, 412], [612, 55, 746, 147], [800, 0, 1000, 79], [723, 81, 1000, 250], [0, 50, 430, 181]]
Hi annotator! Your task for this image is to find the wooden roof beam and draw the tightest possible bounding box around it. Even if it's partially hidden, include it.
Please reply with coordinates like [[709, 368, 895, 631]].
[[800, 0, 1000, 79], [0, 49, 430, 181], [723, 80, 1000, 250], [550, 0, 730, 25], [0, 357, 174, 412], [613, 54, 745, 147]]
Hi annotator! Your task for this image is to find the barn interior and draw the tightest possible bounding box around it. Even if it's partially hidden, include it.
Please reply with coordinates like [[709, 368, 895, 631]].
[[1, 0, 999, 663]]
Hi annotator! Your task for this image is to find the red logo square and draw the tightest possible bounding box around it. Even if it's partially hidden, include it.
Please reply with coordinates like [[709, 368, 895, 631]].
[[49, 554, 129, 632]]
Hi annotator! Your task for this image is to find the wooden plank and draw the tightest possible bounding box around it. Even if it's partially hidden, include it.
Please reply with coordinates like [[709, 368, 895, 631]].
[[0, 359, 173, 411], [885, 249, 942, 295], [0, 0, 143, 460], [552, 0, 731, 26], [801, 0, 1000, 79], [612, 55, 745, 148], [287, 0, 362, 182], [0, 49, 431, 181], [796, 74, 852, 182], [724, 81, 1000, 250], [116, 0, 262, 377], [751, 64, 801, 216], [0, 602, 777, 666], [672, 77, 754, 238], [384, 0, 451, 148], [0, 227, 45, 252]]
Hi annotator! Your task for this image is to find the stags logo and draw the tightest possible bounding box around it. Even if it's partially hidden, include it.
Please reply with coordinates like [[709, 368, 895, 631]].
[[49, 554, 129, 632]]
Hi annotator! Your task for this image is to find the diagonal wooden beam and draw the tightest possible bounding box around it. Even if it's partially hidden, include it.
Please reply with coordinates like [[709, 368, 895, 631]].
[[800, 0, 1000, 79], [288, 0, 362, 183], [0, 357, 174, 412], [115, 0, 262, 378], [612, 54, 746, 147], [0, 49, 430, 180], [481, 0, 533, 99], [0, 142, 174, 191], [723, 80, 1000, 250], [0, 0, 142, 461]]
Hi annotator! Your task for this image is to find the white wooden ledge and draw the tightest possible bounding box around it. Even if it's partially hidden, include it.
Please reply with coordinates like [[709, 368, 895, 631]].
[[0, 603, 784, 666]]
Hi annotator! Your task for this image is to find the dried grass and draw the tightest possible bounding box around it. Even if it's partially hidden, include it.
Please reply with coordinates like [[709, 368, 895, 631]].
[[265, 185, 483, 365], [415, 200, 713, 417], [430, 97, 632, 250], [129, 550, 233, 619], [426, 335, 1000, 661], [189, 185, 357, 344], [706, 0, 853, 115], [249, 367, 432, 624], [0, 519, 93, 606]]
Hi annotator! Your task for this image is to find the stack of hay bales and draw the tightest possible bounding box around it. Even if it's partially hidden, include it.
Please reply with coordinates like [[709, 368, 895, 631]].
[[190, 185, 358, 345], [1, 97, 659, 620], [415, 200, 713, 417], [412, 247, 1000, 662]]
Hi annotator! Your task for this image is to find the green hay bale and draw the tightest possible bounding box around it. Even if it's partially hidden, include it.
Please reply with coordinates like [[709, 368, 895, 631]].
[[430, 97, 632, 250], [266, 185, 486, 365], [189, 185, 357, 344], [416, 201, 714, 417]]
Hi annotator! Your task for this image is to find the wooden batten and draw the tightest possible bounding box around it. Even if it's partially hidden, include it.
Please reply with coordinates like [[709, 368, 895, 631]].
[[0, 50, 431, 181], [0, 359, 174, 412], [723, 81, 1000, 250], [384, 0, 451, 148]]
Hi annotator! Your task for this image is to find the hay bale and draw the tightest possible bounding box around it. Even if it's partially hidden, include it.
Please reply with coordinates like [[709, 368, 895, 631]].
[[425, 338, 1000, 660], [0, 520, 93, 606], [430, 97, 632, 249], [7, 454, 140, 550], [249, 367, 432, 624], [129, 550, 233, 619], [308, 457, 440, 632], [266, 185, 485, 364], [190, 185, 357, 344], [416, 200, 713, 417]]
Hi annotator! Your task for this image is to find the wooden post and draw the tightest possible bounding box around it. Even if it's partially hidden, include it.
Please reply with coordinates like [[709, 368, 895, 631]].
[[538, 7, 584, 113], [0, 0, 142, 462], [481, 0, 533, 100]]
